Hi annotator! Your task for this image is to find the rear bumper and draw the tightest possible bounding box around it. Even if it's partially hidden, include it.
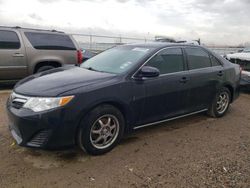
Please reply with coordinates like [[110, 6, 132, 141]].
[[232, 83, 241, 102]]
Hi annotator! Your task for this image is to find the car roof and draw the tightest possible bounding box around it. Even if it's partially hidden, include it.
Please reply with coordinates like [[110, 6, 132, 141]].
[[123, 42, 200, 50]]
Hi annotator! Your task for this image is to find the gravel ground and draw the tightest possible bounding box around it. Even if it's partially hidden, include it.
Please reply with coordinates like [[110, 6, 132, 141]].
[[0, 92, 249, 188]]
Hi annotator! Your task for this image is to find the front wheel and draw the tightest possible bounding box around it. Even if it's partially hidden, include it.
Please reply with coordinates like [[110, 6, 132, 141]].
[[208, 87, 231, 118], [78, 105, 125, 155]]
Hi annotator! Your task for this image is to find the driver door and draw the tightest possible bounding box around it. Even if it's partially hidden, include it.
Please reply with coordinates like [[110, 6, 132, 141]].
[[139, 47, 190, 124]]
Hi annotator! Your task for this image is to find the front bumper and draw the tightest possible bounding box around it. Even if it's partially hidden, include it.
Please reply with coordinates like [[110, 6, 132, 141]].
[[6, 99, 78, 149]]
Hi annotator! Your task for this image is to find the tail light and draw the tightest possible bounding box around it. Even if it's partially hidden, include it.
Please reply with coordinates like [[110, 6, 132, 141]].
[[77, 50, 83, 65]]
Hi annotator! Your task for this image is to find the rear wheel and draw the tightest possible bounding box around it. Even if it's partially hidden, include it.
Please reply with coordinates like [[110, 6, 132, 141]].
[[78, 105, 125, 155], [208, 87, 231, 118]]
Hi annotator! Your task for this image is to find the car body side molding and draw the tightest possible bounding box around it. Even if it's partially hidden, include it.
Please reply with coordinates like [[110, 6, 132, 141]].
[[133, 109, 208, 130]]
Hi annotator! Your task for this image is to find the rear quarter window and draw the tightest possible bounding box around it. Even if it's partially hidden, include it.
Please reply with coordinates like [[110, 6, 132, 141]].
[[0, 30, 20, 49], [24, 32, 76, 50]]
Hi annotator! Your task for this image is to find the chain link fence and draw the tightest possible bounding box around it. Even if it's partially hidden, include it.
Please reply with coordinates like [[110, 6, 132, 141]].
[[71, 34, 242, 55], [207, 47, 243, 56], [72, 33, 154, 53]]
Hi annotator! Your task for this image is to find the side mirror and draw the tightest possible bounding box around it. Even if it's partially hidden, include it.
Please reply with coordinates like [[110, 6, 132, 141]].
[[137, 66, 160, 78]]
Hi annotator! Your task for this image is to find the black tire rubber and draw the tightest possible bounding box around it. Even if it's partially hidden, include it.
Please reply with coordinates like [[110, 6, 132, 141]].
[[36, 65, 55, 73], [207, 87, 231, 118], [77, 104, 125, 155]]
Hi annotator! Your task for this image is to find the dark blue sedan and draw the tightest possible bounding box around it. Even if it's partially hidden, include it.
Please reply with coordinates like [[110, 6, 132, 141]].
[[7, 43, 240, 155]]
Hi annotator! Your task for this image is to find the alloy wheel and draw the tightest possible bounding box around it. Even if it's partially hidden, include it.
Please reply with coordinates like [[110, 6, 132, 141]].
[[216, 91, 230, 114], [90, 115, 119, 149]]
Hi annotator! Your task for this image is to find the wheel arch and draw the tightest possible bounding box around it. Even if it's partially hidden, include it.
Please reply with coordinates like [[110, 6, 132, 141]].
[[33, 61, 62, 73], [222, 83, 234, 103], [74, 100, 133, 145]]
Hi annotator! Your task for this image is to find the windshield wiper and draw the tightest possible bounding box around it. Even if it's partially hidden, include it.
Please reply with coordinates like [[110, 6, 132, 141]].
[[84, 66, 98, 71], [84, 66, 106, 73]]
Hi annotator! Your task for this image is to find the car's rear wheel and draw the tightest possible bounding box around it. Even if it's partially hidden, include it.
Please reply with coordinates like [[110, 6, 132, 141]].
[[78, 105, 125, 155], [208, 87, 231, 118]]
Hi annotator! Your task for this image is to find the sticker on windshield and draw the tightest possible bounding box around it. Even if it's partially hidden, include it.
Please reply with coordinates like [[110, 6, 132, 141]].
[[120, 62, 133, 69], [132, 48, 149, 53]]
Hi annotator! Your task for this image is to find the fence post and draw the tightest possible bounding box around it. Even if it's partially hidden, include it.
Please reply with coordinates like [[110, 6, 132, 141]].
[[90, 34, 92, 50], [119, 34, 122, 44]]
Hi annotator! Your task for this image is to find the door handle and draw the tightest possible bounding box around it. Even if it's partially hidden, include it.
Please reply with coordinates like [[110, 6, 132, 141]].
[[217, 71, 223, 77], [179, 77, 189, 83], [13, 53, 24, 57]]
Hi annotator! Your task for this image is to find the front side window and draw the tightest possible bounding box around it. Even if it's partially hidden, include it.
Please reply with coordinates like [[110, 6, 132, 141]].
[[210, 55, 221, 66], [81, 46, 153, 74], [0, 30, 20, 49], [25, 32, 76, 50], [186, 47, 211, 70], [146, 48, 184, 74]]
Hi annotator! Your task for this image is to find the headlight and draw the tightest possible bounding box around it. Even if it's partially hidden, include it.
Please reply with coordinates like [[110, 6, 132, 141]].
[[23, 96, 74, 112]]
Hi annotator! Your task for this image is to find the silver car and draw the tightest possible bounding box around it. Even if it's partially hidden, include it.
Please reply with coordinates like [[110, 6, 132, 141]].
[[0, 26, 82, 81]]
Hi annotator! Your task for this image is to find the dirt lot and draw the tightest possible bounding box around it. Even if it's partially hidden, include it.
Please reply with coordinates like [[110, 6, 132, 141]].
[[0, 92, 249, 188]]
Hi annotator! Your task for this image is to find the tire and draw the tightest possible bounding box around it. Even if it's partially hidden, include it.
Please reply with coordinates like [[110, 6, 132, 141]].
[[208, 87, 231, 118], [78, 104, 125, 155], [36, 65, 55, 73]]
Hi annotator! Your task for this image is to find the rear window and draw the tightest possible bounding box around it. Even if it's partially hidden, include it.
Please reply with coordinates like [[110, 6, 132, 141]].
[[24, 32, 76, 50], [0, 30, 20, 49]]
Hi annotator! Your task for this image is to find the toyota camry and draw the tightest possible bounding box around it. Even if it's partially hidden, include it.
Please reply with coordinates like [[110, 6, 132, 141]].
[[7, 43, 241, 155]]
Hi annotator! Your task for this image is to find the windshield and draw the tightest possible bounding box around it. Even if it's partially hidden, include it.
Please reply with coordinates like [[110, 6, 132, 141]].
[[81, 46, 152, 74]]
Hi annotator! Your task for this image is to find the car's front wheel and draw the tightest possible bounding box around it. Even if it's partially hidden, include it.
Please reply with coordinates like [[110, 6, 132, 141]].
[[208, 87, 231, 118], [78, 105, 125, 155]]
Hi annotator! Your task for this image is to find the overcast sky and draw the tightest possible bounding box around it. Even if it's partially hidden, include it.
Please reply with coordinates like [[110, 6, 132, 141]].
[[0, 0, 250, 45]]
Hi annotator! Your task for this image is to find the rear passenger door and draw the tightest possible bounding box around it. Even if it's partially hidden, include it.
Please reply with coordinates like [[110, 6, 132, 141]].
[[139, 47, 190, 124], [0, 30, 27, 80], [184, 47, 221, 111]]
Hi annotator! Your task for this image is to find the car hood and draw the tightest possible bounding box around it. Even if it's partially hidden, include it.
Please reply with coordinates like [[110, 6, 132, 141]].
[[226, 52, 250, 61], [14, 67, 117, 97]]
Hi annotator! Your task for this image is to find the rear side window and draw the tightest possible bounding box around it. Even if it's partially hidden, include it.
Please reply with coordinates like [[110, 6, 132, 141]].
[[186, 47, 211, 70], [0, 30, 20, 49], [146, 48, 184, 74], [25, 32, 76, 50]]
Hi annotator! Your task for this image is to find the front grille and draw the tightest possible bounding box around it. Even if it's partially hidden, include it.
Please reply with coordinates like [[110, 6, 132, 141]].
[[27, 130, 51, 147], [10, 92, 29, 109]]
